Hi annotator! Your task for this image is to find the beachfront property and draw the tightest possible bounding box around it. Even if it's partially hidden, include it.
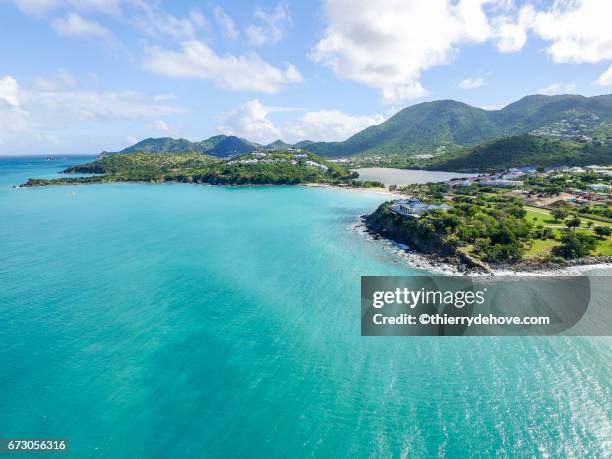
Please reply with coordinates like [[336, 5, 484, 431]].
[[391, 199, 451, 217]]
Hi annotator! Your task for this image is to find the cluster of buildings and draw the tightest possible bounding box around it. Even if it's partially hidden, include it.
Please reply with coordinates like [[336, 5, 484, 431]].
[[543, 164, 612, 176], [530, 114, 612, 145], [304, 160, 329, 172], [444, 164, 612, 207], [387, 162, 611, 219], [226, 152, 329, 172], [562, 183, 612, 205], [447, 167, 530, 188]]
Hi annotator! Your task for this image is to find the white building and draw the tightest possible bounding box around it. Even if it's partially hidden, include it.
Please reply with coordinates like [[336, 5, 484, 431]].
[[589, 183, 611, 192], [448, 179, 474, 187], [391, 199, 451, 217], [305, 160, 328, 172], [479, 179, 523, 188]]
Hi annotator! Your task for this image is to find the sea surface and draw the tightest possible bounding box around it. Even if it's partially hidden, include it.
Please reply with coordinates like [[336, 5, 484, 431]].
[[353, 167, 476, 186], [0, 157, 610, 458]]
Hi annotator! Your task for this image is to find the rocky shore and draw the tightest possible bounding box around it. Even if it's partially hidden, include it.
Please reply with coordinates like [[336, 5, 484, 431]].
[[358, 215, 612, 276], [489, 256, 612, 274]]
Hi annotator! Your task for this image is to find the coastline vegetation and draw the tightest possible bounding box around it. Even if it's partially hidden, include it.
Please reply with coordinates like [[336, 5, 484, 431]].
[[366, 173, 612, 267], [345, 135, 612, 172], [20, 151, 358, 187]]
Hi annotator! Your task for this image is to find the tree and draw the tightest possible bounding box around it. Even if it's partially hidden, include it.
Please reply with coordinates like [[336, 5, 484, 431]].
[[441, 214, 461, 234], [553, 232, 597, 259], [565, 215, 581, 230], [550, 206, 569, 222], [594, 226, 612, 239]]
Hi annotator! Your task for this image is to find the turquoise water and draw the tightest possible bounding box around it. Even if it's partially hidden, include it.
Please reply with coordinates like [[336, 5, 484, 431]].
[[0, 157, 610, 458]]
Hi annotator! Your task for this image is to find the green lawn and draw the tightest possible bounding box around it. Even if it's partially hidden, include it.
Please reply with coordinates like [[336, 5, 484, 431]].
[[525, 209, 559, 227], [523, 206, 612, 257], [524, 238, 560, 258], [525, 206, 612, 229]]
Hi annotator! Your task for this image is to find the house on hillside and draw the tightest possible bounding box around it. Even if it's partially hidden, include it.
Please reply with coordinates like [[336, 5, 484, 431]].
[[391, 199, 450, 217]]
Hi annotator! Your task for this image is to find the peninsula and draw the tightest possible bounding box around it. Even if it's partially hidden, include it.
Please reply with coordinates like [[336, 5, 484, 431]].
[[19, 150, 382, 188], [364, 165, 612, 273]]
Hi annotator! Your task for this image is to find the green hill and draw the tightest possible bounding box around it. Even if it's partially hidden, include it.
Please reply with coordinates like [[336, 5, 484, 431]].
[[308, 100, 503, 157], [265, 139, 293, 150], [208, 136, 258, 156], [426, 135, 612, 172], [306, 94, 612, 157], [108, 93, 612, 160], [115, 137, 208, 154], [109, 135, 258, 157]]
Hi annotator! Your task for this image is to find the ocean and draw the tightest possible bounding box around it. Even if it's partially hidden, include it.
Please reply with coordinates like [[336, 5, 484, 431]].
[[0, 157, 610, 457]]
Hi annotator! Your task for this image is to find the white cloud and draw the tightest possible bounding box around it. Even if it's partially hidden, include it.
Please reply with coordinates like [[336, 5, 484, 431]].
[[134, 4, 209, 41], [52, 13, 115, 43], [219, 99, 385, 144], [27, 89, 181, 120], [312, 0, 494, 103], [152, 120, 177, 134], [152, 93, 176, 102], [33, 68, 78, 91], [219, 99, 282, 143], [537, 82, 577, 95], [0, 76, 29, 140], [213, 6, 239, 40], [144, 40, 302, 93], [0, 76, 20, 107], [492, 8, 532, 53], [529, 0, 612, 64], [458, 76, 485, 89], [246, 2, 291, 46], [0, 73, 183, 146], [310, 1, 612, 101], [0, 106, 29, 136], [9, 0, 121, 16], [595, 64, 612, 86], [284, 110, 385, 143]]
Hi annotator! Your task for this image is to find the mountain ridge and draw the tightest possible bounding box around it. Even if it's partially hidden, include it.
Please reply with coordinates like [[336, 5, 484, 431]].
[[102, 135, 260, 158], [111, 93, 612, 158], [425, 134, 612, 172]]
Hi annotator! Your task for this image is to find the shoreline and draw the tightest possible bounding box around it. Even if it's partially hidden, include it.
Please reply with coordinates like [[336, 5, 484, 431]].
[[354, 218, 612, 276], [302, 182, 404, 198], [17, 177, 406, 198]]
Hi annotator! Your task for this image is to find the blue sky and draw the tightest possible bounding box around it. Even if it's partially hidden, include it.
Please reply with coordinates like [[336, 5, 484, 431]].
[[1, 0, 612, 155]]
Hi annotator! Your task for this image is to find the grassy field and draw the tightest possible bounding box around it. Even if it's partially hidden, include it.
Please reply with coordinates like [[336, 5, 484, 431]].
[[523, 205, 612, 257], [524, 239, 560, 259]]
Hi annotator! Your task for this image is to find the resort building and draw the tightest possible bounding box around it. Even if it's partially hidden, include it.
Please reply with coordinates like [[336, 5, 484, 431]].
[[589, 183, 612, 192], [305, 160, 328, 172], [447, 178, 474, 187], [479, 179, 523, 187], [391, 199, 451, 217]]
